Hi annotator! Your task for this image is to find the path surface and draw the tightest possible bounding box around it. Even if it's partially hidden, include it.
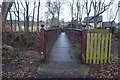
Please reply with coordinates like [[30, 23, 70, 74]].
[[50, 32, 78, 63], [36, 32, 89, 78]]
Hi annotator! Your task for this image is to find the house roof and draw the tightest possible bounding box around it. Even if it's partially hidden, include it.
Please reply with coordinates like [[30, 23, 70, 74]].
[[83, 16, 102, 23], [102, 21, 116, 28]]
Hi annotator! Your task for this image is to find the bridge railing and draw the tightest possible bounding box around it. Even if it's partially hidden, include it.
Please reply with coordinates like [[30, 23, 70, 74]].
[[46, 29, 61, 55], [65, 28, 87, 63], [65, 29, 82, 47], [39, 25, 61, 62]]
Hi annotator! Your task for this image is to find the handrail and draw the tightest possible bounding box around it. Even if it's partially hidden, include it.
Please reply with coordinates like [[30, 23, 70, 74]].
[[39, 26, 61, 62], [65, 28, 87, 63]]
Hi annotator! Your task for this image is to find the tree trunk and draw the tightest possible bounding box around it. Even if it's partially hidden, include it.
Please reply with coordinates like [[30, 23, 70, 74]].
[[0, 12, 2, 31], [37, 0, 40, 32], [31, 1, 36, 32], [76, 0, 80, 29], [71, 2, 74, 28], [86, 13, 89, 28], [51, 14, 54, 27], [15, 16, 16, 31], [24, 8, 25, 31], [17, 2, 21, 31], [57, 2, 60, 28], [9, 10, 13, 32], [58, 13, 59, 27], [94, 17, 98, 28], [76, 11, 79, 28], [14, 5, 16, 32], [94, 2, 97, 29], [2, 2, 14, 31], [26, 2, 29, 32]]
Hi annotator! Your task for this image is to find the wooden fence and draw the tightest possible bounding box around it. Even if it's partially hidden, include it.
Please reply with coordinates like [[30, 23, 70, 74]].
[[86, 32, 112, 64], [65, 28, 112, 64]]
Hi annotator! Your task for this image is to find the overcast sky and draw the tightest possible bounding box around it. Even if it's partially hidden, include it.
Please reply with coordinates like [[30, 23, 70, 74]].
[[0, 0, 120, 23]]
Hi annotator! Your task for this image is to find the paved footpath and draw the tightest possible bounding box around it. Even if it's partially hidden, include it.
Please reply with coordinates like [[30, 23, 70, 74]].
[[36, 32, 89, 78], [50, 32, 78, 63]]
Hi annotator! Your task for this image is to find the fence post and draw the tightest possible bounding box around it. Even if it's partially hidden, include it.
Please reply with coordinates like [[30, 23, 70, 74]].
[[39, 24, 46, 62], [81, 27, 87, 63]]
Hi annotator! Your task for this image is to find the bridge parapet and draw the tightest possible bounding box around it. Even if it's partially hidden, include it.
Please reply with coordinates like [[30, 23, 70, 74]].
[[65, 28, 87, 63], [39, 25, 61, 62]]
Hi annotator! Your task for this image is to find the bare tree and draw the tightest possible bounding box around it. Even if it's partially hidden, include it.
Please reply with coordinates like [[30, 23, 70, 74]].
[[75, 0, 81, 28], [14, 4, 16, 31], [11, 1, 21, 31], [84, 0, 93, 28], [1, 1, 14, 45], [107, 1, 119, 33], [16, 1, 21, 31], [25, 1, 29, 32], [91, 0, 113, 28], [44, 11, 50, 29], [1, 1, 14, 31], [47, 1, 57, 27], [37, 0, 40, 32], [107, 2, 119, 22], [69, 0, 75, 28], [9, 10, 13, 32], [20, 0, 26, 31], [118, 1, 120, 23], [54, 0, 64, 27], [69, 0, 84, 29], [31, 0, 36, 32]]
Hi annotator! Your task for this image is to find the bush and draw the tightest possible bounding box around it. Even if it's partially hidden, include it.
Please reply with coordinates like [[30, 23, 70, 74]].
[[2, 45, 15, 58], [2, 45, 21, 64]]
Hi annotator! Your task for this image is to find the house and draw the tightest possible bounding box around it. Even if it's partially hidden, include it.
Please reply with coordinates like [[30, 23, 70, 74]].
[[83, 16, 103, 29], [102, 21, 116, 29]]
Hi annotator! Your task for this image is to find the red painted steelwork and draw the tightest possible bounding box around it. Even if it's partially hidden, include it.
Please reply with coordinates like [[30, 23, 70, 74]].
[[81, 27, 87, 63], [39, 25, 46, 62], [82, 28, 87, 53], [65, 28, 87, 63]]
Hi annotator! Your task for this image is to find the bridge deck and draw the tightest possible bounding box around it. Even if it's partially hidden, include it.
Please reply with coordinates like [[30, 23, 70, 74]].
[[50, 32, 78, 62], [36, 32, 89, 78]]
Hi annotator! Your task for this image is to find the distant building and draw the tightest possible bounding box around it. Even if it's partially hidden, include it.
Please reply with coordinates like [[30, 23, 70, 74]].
[[102, 21, 116, 29], [83, 16, 103, 29]]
